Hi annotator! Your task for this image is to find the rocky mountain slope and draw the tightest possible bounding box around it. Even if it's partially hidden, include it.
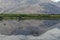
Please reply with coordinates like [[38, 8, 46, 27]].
[[0, 0, 60, 14]]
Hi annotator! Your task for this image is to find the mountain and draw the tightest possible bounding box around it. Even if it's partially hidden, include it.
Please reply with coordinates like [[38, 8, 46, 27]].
[[39, 28, 60, 40], [0, 19, 59, 40], [0, 20, 59, 35], [1, 0, 60, 14], [0, 28, 60, 40], [39, 3, 60, 14]]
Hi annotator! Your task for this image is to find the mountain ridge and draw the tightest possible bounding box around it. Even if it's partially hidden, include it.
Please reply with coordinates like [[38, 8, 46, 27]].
[[1, 0, 60, 14]]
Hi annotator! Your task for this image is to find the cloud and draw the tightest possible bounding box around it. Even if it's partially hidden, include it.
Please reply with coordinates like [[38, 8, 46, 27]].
[[51, 0, 60, 2]]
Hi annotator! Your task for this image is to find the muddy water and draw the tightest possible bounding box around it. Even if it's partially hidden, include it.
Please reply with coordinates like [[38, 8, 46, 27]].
[[0, 20, 59, 35]]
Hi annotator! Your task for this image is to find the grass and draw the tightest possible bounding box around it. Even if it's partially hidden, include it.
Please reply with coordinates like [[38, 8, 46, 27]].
[[0, 14, 60, 20]]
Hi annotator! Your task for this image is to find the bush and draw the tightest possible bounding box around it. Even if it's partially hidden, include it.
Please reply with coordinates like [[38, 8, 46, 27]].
[[0, 16, 3, 21]]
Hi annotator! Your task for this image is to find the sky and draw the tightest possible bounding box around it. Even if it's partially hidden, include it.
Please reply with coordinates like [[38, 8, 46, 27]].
[[51, 0, 60, 2]]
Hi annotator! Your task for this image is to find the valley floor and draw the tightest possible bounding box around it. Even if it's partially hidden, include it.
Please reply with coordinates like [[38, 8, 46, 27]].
[[0, 14, 60, 20]]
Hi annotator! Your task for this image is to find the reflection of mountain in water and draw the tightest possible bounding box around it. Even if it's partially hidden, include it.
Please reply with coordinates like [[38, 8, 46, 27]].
[[0, 28, 60, 40], [0, 20, 60, 35], [0, 20, 60, 40]]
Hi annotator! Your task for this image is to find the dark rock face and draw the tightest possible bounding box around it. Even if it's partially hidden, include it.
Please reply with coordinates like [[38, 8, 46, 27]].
[[40, 3, 60, 14]]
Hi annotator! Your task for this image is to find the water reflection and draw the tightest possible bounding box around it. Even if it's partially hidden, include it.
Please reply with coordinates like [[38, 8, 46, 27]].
[[0, 20, 59, 36]]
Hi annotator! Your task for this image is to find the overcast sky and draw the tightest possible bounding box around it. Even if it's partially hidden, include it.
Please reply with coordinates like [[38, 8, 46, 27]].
[[51, 0, 60, 2]]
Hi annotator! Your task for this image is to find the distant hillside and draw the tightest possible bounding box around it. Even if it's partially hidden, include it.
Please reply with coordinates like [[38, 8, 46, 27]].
[[39, 3, 60, 14], [0, 0, 60, 14]]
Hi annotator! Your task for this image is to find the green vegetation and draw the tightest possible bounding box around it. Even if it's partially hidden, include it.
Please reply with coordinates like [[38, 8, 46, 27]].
[[0, 14, 60, 20]]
